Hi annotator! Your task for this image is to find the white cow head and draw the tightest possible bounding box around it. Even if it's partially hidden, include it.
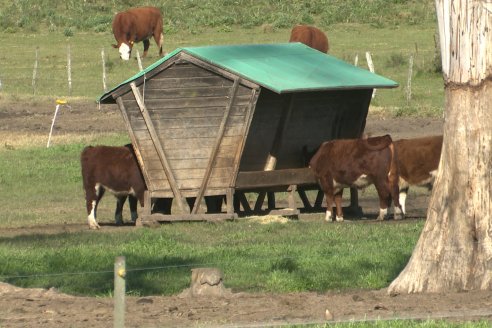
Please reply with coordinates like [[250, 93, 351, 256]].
[[118, 42, 133, 60]]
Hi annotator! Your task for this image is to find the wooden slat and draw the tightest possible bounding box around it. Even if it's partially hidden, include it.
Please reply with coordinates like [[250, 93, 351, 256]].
[[140, 213, 237, 223], [131, 82, 187, 212], [235, 168, 317, 189], [192, 78, 240, 214]]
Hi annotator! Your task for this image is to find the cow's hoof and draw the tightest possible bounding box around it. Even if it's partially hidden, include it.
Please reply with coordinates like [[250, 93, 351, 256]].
[[335, 216, 344, 222], [89, 224, 100, 230], [394, 214, 404, 220], [375, 216, 384, 221]]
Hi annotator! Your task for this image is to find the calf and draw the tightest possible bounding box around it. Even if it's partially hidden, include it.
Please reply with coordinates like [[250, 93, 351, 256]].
[[81, 144, 148, 229], [309, 135, 403, 222], [289, 25, 329, 53], [394, 135, 443, 214]]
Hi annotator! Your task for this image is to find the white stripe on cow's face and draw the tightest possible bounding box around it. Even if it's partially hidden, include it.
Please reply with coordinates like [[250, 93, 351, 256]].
[[119, 43, 131, 60]]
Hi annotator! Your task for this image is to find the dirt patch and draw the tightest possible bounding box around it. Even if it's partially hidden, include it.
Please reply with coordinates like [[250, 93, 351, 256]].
[[5, 99, 488, 327]]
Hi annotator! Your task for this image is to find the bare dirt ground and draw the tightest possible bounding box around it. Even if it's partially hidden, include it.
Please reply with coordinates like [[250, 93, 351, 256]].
[[2, 99, 492, 327]]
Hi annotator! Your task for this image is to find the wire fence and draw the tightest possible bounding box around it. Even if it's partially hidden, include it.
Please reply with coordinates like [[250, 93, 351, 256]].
[[0, 45, 150, 100]]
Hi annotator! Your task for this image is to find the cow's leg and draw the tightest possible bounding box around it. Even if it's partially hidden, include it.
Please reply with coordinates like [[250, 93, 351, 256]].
[[319, 175, 334, 222], [87, 185, 104, 229], [128, 195, 139, 222], [142, 39, 150, 58], [391, 181, 404, 221], [154, 31, 164, 56], [334, 189, 344, 222], [114, 195, 127, 225], [373, 182, 391, 221]]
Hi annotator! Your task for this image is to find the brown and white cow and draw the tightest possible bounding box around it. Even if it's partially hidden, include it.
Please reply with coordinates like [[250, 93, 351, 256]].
[[81, 144, 172, 229], [289, 24, 329, 53], [112, 6, 164, 60], [394, 135, 443, 215], [309, 135, 403, 222]]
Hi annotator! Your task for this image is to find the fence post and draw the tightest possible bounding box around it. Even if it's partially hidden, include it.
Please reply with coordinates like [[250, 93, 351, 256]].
[[101, 48, 107, 92], [67, 45, 72, 96], [365, 52, 376, 98], [136, 50, 143, 71], [114, 256, 126, 328], [32, 47, 39, 95], [354, 54, 358, 66], [406, 54, 414, 103]]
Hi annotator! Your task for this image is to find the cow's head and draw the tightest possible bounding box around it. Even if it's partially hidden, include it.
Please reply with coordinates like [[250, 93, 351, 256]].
[[113, 41, 134, 61]]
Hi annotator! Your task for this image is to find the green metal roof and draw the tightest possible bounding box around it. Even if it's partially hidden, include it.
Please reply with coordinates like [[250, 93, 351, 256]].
[[99, 43, 398, 103]]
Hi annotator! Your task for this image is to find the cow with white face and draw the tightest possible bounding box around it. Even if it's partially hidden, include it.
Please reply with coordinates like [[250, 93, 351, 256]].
[[309, 135, 403, 222], [112, 7, 164, 61]]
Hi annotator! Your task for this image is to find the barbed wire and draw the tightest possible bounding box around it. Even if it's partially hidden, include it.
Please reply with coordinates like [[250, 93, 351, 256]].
[[0, 256, 298, 281]]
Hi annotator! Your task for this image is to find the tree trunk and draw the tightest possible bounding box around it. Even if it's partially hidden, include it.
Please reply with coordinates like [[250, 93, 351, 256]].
[[388, 0, 492, 294]]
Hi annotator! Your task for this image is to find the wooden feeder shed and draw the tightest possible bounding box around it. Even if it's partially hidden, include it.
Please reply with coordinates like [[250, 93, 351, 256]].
[[98, 43, 398, 223]]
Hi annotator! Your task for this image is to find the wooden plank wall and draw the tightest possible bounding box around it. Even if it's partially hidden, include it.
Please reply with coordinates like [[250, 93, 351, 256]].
[[120, 61, 255, 197], [239, 88, 372, 171]]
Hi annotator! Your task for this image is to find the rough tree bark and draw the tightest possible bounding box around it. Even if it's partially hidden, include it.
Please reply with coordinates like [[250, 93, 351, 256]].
[[388, 0, 492, 294]]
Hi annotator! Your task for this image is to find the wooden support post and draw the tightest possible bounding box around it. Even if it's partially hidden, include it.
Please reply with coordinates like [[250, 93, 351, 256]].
[[191, 78, 240, 214], [226, 188, 234, 215], [113, 256, 126, 328], [287, 185, 297, 209], [130, 82, 187, 212], [264, 94, 295, 171]]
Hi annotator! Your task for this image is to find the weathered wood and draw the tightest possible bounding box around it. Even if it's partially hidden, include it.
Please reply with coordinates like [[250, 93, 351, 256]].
[[130, 82, 187, 212], [264, 94, 295, 171], [235, 168, 317, 189], [140, 213, 237, 223], [192, 78, 240, 214]]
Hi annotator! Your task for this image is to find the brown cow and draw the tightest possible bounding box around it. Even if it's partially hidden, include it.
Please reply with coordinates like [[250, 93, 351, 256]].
[[112, 7, 164, 60], [289, 25, 329, 53], [309, 135, 403, 222], [81, 144, 172, 229], [394, 135, 443, 215]]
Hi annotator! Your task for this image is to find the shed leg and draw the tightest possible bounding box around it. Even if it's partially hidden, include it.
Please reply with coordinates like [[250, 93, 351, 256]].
[[267, 192, 275, 210], [347, 187, 363, 217], [226, 189, 234, 215], [287, 185, 297, 209], [254, 192, 266, 212]]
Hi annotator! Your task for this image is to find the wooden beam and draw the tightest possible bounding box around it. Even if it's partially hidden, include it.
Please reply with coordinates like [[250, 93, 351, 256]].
[[191, 78, 240, 214], [130, 82, 187, 212], [264, 94, 295, 171], [235, 168, 317, 189]]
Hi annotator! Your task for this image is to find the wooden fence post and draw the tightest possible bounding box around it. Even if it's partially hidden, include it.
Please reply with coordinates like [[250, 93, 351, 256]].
[[101, 48, 107, 92], [136, 50, 143, 71], [365, 52, 376, 98], [114, 256, 126, 328], [406, 54, 414, 103], [32, 47, 39, 95], [67, 45, 72, 96]]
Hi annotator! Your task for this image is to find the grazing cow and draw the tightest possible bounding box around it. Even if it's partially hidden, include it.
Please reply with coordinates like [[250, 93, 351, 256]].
[[394, 135, 443, 214], [112, 6, 164, 60], [309, 135, 403, 222], [289, 25, 329, 53], [81, 144, 172, 229]]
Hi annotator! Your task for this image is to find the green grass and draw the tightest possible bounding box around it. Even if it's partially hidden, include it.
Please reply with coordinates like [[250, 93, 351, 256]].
[[0, 217, 423, 297], [310, 320, 492, 328]]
